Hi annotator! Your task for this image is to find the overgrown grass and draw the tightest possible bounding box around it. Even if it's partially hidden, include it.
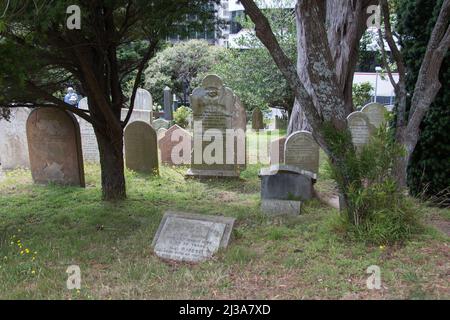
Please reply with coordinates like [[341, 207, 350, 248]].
[[0, 160, 448, 299]]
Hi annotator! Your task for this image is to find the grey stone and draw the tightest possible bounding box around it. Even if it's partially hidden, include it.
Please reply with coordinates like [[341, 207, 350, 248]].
[[261, 200, 301, 216], [347, 111, 374, 150], [361, 102, 387, 129], [163, 86, 173, 121], [152, 211, 235, 263], [284, 131, 320, 176], [152, 118, 170, 131], [26, 108, 85, 187]]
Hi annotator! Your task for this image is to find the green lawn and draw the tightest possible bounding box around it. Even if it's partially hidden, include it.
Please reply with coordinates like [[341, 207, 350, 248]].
[[0, 148, 449, 299]]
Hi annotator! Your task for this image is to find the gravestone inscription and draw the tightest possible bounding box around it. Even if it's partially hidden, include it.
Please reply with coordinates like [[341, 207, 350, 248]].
[[284, 131, 319, 177]]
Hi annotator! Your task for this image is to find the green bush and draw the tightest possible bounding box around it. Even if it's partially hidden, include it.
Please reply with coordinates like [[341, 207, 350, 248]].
[[352, 82, 373, 109], [173, 106, 192, 129]]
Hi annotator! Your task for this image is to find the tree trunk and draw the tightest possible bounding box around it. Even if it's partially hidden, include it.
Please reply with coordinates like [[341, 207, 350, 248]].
[[95, 128, 127, 201]]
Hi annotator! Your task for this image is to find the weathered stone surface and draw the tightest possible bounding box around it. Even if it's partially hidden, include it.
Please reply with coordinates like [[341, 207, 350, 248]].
[[159, 125, 192, 166], [260, 165, 314, 201], [361, 102, 387, 129], [152, 212, 235, 263], [0, 108, 31, 170], [152, 118, 170, 131], [26, 108, 85, 187], [252, 107, 264, 130], [261, 200, 301, 216], [134, 88, 153, 112], [124, 121, 159, 174], [347, 111, 374, 150], [284, 131, 319, 177], [157, 128, 168, 141], [188, 74, 244, 178], [269, 137, 286, 166], [163, 86, 173, 121]]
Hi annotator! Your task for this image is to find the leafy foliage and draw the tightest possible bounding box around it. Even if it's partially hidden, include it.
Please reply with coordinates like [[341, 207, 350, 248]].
[[352, 82, 373, 109], [173, 106, 192, 128]]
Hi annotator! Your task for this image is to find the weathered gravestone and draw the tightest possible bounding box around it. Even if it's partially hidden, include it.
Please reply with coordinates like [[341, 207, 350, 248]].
[[284, 131, 319, 179], [269, 137, 286, 165], [26, 108, 85, 187], [159, 125, 192, 166], [361, 102, 387, 129], [252, 107, 264, 130], [187, 75, 245, 178], [134, 88, 153, 112], [163, 86, 174, 121], [347, 111, 374, 150], [152, 118, 170, 131], [124, 121, 159, 174], [152, 212, 235, 263], [0, 108, 31, 170], [157, 128, 168, 141]]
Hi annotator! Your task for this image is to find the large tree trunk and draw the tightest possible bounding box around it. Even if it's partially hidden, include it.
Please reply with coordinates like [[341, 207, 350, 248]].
[[95, 128, 126, 201]]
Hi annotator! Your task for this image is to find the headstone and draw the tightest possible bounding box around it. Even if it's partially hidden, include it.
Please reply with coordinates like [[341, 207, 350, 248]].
[[157, 128, 168, 141], [261, 200, 302, 216], [152, 212, 235, 263], [163, 86, 174, 121], [269, 137, 286, 165], [0, 108, 31, 170], [284, 131, 319, 178], [152, 118, 170, 131], [124, 121, 159, 174], [134, 88, 153, 123], [252, 107, 264, 130], [159, 125, 192, 166], [26, 108, 85, 187], [347, 111, 374, 150], [187, 74, 243, 178], [361, 102, 387, 129]]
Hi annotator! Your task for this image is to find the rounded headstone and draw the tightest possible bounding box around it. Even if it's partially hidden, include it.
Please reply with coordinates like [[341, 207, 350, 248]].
[[361, 102, 388, 129], [284, 131, 319, 176], [347, 111, 374, 150]]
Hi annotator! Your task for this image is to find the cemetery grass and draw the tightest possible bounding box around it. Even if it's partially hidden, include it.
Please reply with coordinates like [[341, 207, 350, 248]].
[[0, 163, 449, 299]]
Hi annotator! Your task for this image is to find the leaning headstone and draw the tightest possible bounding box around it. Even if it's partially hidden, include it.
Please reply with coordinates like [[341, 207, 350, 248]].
[[361, 102, 387, 129], [269, 137, 286, 165], [347, 111, 374, 150], [152, 118, 170, 131], [187, 74, 243, 178], [124, 121, 159, 174], [152, 212, 235, 263], [163, 86, 174, 121], [159, 125, 192, 166], [284, 131, 319, 178], [252, 107, 264, 130], [0, 108, 31, 170], [26, 108, 85, 187]]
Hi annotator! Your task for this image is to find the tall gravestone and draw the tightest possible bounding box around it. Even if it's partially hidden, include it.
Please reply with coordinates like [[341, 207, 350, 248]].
[[124, 121, 159, 174], [284, 131, 319, 178], [134, 88, 153, 123], [252, 107, 264, 130], [347, 111, 374, 150], [26, 108, 85, 187], [0, 108, 31, 170], [269, 137, 286, 166], [159, 125, 192, 166], [163, 86, 174, 121], [187, 75, 244, 177], [361, 102, 387, 129]]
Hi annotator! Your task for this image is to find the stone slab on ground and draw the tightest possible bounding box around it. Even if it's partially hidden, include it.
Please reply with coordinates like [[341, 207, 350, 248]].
[[261, 200, 302, 216]]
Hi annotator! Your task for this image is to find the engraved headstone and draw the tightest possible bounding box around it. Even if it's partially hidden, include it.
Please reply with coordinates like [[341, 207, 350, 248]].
[[187, 74, 243, 177], [26, 108, 85, 186], [361, 102, 387, 129], [159, 125, 192, 166], [152, 118, 170, 131], [269, 137, 286, 165], [0, 108, 31, 170], [124, 121, 159, 174], [152, 212, 235, 263], [347, 111, 374, 150], [284, 131, 319, 177], [252, 107, 264, 130]]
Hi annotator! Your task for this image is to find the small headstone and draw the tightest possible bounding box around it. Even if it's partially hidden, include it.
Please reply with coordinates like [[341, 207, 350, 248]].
[[269, 137, 286, 165], [284, 131, 319, 178], [347, 111, 374, 150], [124, 121, 159, 174], [152, 212, 235, 263], [159, 125, 192, 166], [163, 86, 174, 121], [361, 102, 387, 129], [26, 108, 85, 186], [252, 107, 264, 130], [0, 108, 31, 170], [152, 118, 170, 131]]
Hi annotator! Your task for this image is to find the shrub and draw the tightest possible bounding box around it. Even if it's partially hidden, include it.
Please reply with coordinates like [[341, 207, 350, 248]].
[[173, 106, 192, 129]]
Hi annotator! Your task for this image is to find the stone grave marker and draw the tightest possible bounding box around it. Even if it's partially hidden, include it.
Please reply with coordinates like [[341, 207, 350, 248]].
[[0, 108, 31, 170], [152, 211, 235, 263], [269, 137, 286, 165], [152, 118, 170, 131], [26, 108, 85, 186], [284, 131, 319, 178], [124, 121, 159, 174], [157, 128, 168, 141], [347, 111, 374, 150], [159, 125, 192, 166], [361, 102, 387, 129], [252, 107, 264, 130]]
